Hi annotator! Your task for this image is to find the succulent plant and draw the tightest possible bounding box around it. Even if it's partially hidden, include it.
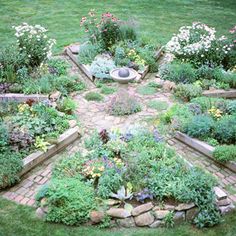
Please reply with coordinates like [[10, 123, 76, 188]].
[[110, 186, 133, 202]]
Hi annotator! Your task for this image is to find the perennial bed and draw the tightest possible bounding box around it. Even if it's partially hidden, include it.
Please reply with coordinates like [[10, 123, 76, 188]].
[[0, 100, 79, 190], [35, 127, 233, 229]]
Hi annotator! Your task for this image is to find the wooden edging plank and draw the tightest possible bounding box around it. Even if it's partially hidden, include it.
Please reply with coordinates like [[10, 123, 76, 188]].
[[0, 94, 48, 103], [20, 126, 80, 176], [175, 131, 236, 173], [202, 89, 236, 98]]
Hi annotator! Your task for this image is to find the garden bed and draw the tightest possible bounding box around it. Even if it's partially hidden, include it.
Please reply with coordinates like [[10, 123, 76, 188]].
[[64, 44, 150, 83], [175, 131, 236, 173], [21, 126, 80, 176]]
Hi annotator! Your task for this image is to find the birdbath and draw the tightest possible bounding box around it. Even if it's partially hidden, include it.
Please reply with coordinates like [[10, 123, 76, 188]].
[[110, 67, 138, 85]]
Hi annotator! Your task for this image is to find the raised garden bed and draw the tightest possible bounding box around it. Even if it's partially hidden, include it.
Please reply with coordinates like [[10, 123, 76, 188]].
[[21, 126, 80, 176], [175, 131, 236, 173], [64, 44, 150, 83]]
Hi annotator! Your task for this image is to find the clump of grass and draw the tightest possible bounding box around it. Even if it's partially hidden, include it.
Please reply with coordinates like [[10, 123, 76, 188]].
[[84, 92, 103, 101], [100, 85, 117, 95], [147, 100, 169, 111], [137, 85, 157, 95], [147, 81, 162, 88]]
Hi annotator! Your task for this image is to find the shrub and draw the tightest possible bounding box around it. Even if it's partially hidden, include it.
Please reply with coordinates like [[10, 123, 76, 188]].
[[57, 97, 77, 114], [108, 92, 141, 116], [78, 43, 101, 65], [13, 23, 56, 68], [166, 22, 232, 68], [114, 46, 130, 66], [213, 145, 236, 162], [0, 122, 9, 149], [226, 100, 236, 114], [182, 115, 214, 139], [42, 178, 96, 225], [47, 58, 69, 76], [213, 115, 236, 144], [159, 62, 197, 84], [118, 21, 137, 42], [0, 152, 23, 189], [174, 84, 203, 101], [84, 92, 103, 101], [90, 57, 116, 79]]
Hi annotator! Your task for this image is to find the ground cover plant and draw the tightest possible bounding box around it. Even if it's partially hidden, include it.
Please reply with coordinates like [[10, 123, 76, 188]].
[[0, 100, 74, 189], [161, 97, 236, 162], [77, 10, 159, 80], [147, 100, 169, 111], [36, 127, 221, 228]]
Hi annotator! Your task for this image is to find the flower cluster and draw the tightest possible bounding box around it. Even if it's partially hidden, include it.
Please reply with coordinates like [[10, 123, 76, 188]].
[[13, 23, 56, 67], [82, 159, 106, 179], [166, 22, 233, 67], [208, 106, 222, 119]]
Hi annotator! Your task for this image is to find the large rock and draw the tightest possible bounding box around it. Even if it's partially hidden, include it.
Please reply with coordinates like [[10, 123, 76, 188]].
[[214, 187, 227, 200], [219, 203, 235, 215], [149, 220, 162, 228], [106, 208, 131, 219], [131, 202, 154, 216], [173, 211, 185, 224], [217, 198, 231, 207], [116, 217, 135, 227], [175, 203, 195, 211], [186, 207, 199, 221], [90, 211, 105, 223], [36, 208, 46, 219], [134, 212, 155, 226], [49, 91, 61, 101], [153, 204, 175, 211], [69, 120, 77, 128], [153, 210, 170, 220]]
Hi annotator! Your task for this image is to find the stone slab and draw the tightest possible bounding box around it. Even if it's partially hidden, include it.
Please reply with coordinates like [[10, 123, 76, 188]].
[[203, 89, 236, 98], [0, 94, 48, 103]]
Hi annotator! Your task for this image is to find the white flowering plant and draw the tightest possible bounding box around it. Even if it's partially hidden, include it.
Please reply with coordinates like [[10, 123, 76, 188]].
[[166, 22, 233, 68], [13, 23, 56, 68]]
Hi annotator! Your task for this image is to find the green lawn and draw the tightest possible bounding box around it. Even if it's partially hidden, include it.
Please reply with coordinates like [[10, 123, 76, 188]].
[[0, 197, 236, 236], [1, 0, 236, 52]]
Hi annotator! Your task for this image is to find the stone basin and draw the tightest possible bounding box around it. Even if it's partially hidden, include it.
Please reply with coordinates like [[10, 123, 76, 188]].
[[110, 68, 138, 84]]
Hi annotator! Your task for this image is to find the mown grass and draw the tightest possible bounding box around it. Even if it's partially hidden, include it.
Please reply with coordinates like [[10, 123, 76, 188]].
[[1, 0, 236, 52], [0, 197, 236, 236]]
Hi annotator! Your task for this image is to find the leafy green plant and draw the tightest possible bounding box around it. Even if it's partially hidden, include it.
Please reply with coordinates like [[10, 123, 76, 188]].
[[174, 84, 203, 101], [34, 136, 50, 152], [159, 62, 197, 84], [163, 211, 175, 228], [137, 85, 157, 95], [90, 57, 116, 80], [147, 100, 169, 111], [100, 85, 117, 95], [0, 151, 23, 189], [182, 115, 214, 139], [42, 177, 96, 225], [84, 92, 103, 101], [213, 145, 236, 162], [47, 58, 69, 76], [78, 43, 101, 65], [57, 97, 77, 114]]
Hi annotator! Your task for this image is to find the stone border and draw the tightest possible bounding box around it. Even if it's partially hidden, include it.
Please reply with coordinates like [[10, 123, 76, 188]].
[[20, 126, 80, 176], [202, 89, 236, 98], [175, 131, 236, 173], [0, 94, 48, 103]]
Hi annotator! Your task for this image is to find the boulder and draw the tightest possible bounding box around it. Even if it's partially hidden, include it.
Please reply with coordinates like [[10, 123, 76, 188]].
[[214, 187, 227, 200], [49, 91, 61, 101], [217, 198, 231, 207], [131, 202, 154, 216], [149, 220, 162, 228], [90, 211, 105, 223], [106, 208, 131, 219], [219, 203, 235, 215], [69, 120, 77, 128], [36, 208, 46, 219], [153, 210, 170, 220], [134, 212, 155, 226], [116, 217, 135, 227], [173, 211, 185, 224], [175, 203, 195, 211], [186, 207, 199, 221]]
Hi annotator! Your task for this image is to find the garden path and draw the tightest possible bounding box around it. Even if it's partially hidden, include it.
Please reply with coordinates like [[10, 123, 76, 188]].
[[1, 73, 236, 207]]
